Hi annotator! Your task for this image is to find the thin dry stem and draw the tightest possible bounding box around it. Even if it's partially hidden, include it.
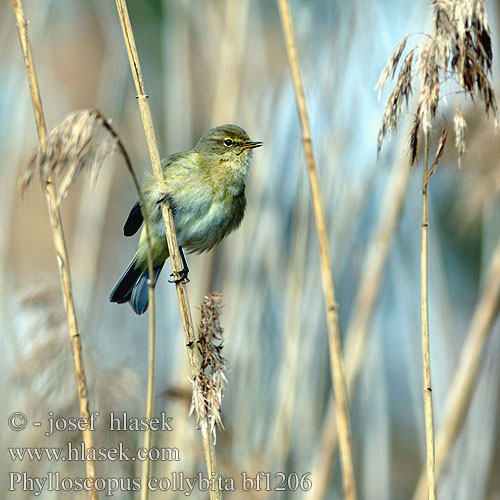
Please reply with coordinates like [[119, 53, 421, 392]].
[[20, 106, 158, 500], [97, 116, 157, 500], [11, 3, 98, 498], [413, 233, 500, 500], [421, 133, 436, 500], [377, 2, 498, 495], [277, 1, 356, 498], [113, 2, 221, 499], [307, 140, 412, 500]]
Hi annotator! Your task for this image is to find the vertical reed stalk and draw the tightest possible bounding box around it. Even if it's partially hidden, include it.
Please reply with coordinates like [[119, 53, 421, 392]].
[[308, 145, 411, 500], [114, 2, 221, 499], [413, 233, 500, 500], [11, 1, 98, 498], [140, 295, 156, 500], [277, 1, 356, 498], [66, 110, 159, 500], [421, 133, 436, 500], [99, 123, 157, 498], [111, 126, 157, 500]]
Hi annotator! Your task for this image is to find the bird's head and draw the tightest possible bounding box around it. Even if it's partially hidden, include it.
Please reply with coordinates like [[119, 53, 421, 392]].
[[194, 124, 262, 164]]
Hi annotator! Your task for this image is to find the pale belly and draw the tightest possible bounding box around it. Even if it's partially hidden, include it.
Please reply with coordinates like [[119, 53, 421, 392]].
[[151, 196, 244, 255]]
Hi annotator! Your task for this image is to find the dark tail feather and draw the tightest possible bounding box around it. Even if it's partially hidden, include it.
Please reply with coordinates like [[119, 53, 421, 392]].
[[110, 259, 141, 304], [130, 263, 164, 315], [110, 259, 164, 315]]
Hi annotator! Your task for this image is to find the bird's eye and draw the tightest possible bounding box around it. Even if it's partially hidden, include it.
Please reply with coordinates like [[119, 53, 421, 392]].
[[224, 139, 233, 147]]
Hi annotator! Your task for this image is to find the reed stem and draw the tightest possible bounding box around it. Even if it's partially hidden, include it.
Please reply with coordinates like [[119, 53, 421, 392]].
[[413, 233, 500, 500], [277, 1, 356, 498], [114, 2, 221, 498], [12, 1, 98, 498], [421, 133, 436, 500]]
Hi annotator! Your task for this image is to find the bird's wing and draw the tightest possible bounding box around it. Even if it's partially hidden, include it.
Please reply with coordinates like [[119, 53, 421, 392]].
[[123, 152, 198, 237], [123, 201, 143, 236]]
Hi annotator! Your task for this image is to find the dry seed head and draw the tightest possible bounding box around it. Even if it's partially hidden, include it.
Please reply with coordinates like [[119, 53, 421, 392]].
[[408, 115, 421, 165], [377, 0, 497, 164], [377, 49, 415, 153], [417, 39, 440, 133], [189, 293, 228, 440], [20, 109, 119, 204], [375, 35, 410, 102]]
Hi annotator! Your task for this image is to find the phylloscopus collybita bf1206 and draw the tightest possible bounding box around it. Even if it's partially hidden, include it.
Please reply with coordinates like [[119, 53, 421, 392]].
[[110, 124, 262, 314]]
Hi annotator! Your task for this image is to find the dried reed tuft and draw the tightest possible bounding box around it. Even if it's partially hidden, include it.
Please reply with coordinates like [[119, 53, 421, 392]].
[[377, 0, 497, 163], [20, 110, 118, 204], [190, 293, 228, 441], [375, 35, 410, 101], [377, 48, 415, 153]]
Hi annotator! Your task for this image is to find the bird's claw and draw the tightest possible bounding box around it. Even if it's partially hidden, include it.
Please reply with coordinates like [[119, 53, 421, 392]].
[[168, 270, 190, 284], [156, 193, 169, 204]]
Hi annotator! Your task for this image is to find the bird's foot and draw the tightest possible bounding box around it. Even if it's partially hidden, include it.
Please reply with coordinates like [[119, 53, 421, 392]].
[[168, 269, 190, 284], [156, 192, 171, 205], [168, 247, 190, 284]]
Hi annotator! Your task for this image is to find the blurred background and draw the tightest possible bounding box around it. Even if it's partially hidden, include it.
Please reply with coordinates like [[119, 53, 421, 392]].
[[1, 0, 500, 498]]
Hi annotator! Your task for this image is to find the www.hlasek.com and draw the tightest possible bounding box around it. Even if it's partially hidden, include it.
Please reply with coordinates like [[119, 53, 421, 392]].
[[9, 472, 313, 496], [8, 442, 179, 462]]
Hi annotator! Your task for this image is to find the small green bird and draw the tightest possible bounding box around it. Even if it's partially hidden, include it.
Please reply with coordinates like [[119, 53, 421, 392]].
[[110, 124, 262, 314]]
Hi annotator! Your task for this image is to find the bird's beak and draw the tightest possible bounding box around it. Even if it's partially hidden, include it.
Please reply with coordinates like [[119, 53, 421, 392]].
[[242, 141, 263, 149]]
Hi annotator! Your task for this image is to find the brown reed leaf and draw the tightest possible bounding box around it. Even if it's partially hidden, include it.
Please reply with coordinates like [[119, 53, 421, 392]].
[[425, 128, 448, 187], [189, 293, 228, 440], [20, 109, 119, 204]]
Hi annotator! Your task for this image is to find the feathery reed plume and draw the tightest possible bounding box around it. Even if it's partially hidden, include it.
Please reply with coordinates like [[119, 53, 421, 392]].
[[21, 110, 117, 203], [190, 293, 228, 441], [277, 1, 357, 498], [19, 108, 157, 500], [113, 2, 221, 498], [377, 1, 498, 498], [12, 2, 100, 496], [377, 0, 497, 164]]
